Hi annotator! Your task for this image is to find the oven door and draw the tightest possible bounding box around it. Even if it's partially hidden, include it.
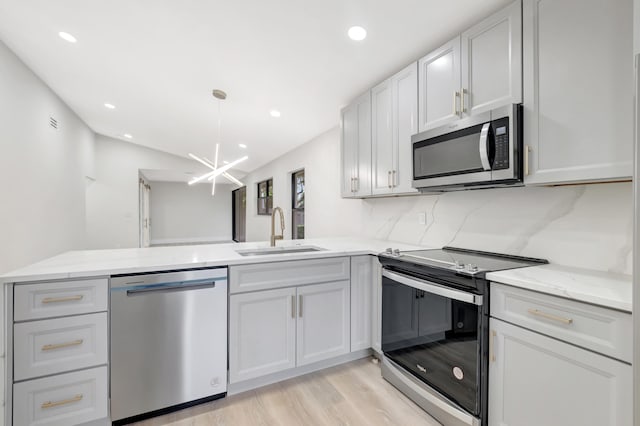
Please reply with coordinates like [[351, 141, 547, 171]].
[[412, 111, 493, 189], [381, 269, 483, 417]]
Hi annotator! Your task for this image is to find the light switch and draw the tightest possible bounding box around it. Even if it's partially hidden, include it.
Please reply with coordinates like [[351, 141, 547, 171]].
[[418, 212, 426, 225]]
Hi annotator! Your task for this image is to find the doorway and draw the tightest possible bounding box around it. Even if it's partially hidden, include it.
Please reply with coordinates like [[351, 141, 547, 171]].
[[232, 186, 246, 242]]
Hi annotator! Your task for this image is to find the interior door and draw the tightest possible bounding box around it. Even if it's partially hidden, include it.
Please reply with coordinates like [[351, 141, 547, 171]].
[[232, 186, 246, 242], [139, 179, 151, 248]]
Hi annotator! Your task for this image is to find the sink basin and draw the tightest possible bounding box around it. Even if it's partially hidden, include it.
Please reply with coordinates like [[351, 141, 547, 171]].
[[235, 245, 326, 256]]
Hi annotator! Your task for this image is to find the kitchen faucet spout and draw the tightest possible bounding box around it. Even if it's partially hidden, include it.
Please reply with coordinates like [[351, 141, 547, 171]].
[[270, 207, 285, 247]]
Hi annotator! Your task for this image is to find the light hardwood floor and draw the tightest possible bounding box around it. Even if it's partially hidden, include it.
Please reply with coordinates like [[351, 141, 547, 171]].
[[130, 358, 440, 426]]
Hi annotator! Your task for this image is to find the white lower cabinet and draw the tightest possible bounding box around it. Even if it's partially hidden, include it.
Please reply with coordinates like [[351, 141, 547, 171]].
[[229, 280, 351, 383], [296, 281, 350, 366], [229, 287, 296, 383], [350, 256, 373, 352], [488, 318, 632, 426], [13, 366, 108, 426]]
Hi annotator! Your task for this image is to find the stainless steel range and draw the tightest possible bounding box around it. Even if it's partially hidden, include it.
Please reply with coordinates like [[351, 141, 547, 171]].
[[378, 247, 547, 426]]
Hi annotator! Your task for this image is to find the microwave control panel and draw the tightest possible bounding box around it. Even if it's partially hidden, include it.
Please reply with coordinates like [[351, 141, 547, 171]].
[[492, 122, 510, 170]]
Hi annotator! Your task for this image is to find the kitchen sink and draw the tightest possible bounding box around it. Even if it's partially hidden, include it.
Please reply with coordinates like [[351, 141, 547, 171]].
[[235, 245, 326, 256]]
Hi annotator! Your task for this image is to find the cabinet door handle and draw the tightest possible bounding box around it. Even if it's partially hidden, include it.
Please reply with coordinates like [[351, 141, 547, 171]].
[[42, 339, 84, 351], [41, 394, 83, 409], [298, 295, 303, 317], [527, 308, 573, 325], [490, 330, 496, 362], [354, 177, 359, 192], [453, 91, 460, 116], [392, 170, 397, 187], [42, 295, 83, 304], [387, 171, 391, 188], [524, 145, 531, 176], [460, 88, 466, 114], [291, 295, 296, 318]]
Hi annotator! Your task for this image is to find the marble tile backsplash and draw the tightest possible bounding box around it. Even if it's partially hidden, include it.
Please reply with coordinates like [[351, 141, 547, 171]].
[[360, 182, 632, 275]]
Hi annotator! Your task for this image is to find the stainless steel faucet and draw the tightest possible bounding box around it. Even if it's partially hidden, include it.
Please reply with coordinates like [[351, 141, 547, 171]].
[[270, 207, 285, 247]]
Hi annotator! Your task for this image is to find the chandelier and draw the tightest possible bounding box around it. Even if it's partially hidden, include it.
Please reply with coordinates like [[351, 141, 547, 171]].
[[188, 89, 247, 195]]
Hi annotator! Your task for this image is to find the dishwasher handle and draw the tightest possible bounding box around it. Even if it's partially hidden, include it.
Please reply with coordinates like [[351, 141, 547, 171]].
[[126, 281, 216, 296]]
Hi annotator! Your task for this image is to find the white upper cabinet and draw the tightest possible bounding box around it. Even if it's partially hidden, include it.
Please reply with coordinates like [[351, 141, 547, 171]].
[[461, 0, 522, 116], [341, 91, 371, 198], [371, 63, 419, 196], [419, 1, 522, 133], [371, 80, 394, 195], [418, 38, 462, 132], [522, 0, 634, 184]]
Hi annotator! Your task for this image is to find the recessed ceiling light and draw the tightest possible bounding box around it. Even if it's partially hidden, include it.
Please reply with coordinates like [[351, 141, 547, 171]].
[[104, 103, 116, 109], [238, 144, 247, 149], [348, 26, 367, 41], [58, 31, 77, 43], [270, 110, 281, 118], [123, 133, 133, 139]]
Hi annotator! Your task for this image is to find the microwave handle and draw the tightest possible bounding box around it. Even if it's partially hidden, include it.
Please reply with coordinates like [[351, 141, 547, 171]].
[[479, 123, 492, 171]]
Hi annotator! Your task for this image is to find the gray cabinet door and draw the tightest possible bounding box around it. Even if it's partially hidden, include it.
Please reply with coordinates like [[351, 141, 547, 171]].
[[229, 287, 296, 383], [489, 318, 632, 426], [418, 36, 462, 132], [522, 0, 633, 184], [461, 0, 522, 117]]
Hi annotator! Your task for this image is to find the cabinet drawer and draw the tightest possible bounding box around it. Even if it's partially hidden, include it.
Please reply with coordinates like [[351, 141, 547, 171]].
[[491, 283, 632, 363], [13, 366, 108, 426], [14, 278, 108, 321], [14, 313, 108, 381], [230, 257, 350, 294]]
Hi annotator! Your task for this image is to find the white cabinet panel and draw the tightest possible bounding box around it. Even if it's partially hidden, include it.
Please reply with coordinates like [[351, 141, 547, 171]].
[[13, 366, 108, 426], [230, 257, 350, 294], [491, 283, 632, 363], [461, 0, 522, 116], [14, 278, 108, 321], [296, 281, 350, 366], [489, 318, 632, 426], [229, 287, 296, 383], [372, 260, 383, 353], [391, 62, 419, 194], [418, 37, 461, 132], [371, 80, 394, 195], [341, 91, 371, 198], [523, 0, 633, 184], [14, 313, 108, 381], [350, 256, 372, 352]]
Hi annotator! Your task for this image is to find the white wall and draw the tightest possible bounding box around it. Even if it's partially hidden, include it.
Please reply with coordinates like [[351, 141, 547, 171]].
[[244, 126, 633, 274], [85, 135, 210, 249], [0, 41, 94, 274], [243, 128, 362, 242], [149, 181, 233, 244]]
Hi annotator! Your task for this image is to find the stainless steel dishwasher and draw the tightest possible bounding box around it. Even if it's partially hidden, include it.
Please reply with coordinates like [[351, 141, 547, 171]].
[[110, 268, 227, 424]]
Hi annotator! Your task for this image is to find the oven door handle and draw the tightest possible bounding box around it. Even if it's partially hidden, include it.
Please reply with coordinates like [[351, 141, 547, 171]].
[[382, 269, 483, 305]]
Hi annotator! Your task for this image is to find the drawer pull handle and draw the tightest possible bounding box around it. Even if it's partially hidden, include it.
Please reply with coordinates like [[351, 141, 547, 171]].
[[41, 394, 83, 409], [42, 295, 84, 304], [42, 339, 84, 351], [527, 308, 573, 325]]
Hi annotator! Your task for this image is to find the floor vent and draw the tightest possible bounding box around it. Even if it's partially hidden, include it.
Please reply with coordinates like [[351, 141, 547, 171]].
[[49, 116, 58, 129]]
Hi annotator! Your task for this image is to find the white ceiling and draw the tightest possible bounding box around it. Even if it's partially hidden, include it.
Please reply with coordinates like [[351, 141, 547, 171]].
[[0, 0, 510, 173]]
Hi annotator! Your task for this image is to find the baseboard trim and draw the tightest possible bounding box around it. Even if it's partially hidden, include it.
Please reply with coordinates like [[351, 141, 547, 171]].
[[228, 349, 373, 396]]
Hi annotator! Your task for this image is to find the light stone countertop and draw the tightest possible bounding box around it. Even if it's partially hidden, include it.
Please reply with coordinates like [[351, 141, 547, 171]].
[[0, 238, 424, 284], [2, 238, 631, 312], [487, 264, 632, 313]]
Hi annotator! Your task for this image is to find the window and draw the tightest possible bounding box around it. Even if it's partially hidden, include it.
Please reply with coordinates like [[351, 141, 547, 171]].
[[257, 178, 273, 215], [292, 170, 304, 239]]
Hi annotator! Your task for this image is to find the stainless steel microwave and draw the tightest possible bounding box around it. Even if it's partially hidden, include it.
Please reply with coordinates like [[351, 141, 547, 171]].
[[412, 104, 523, 191]]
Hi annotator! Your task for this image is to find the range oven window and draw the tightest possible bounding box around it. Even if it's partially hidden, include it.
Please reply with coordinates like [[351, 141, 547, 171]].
[[382, 275, 481, 416]]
